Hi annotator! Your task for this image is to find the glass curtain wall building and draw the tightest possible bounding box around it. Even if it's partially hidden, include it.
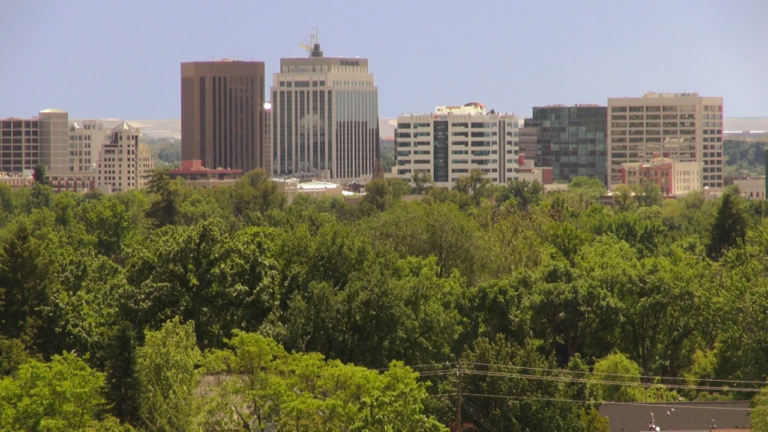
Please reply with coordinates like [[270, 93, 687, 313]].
[[524, 105, 607, 185], [271, 47, 379, 180]]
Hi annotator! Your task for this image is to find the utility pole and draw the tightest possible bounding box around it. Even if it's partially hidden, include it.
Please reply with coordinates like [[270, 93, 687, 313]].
[[456, 362, 462, 432]]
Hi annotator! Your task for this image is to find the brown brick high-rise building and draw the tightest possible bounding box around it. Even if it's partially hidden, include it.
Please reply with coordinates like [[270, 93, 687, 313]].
[[181, 60, 266, 173]]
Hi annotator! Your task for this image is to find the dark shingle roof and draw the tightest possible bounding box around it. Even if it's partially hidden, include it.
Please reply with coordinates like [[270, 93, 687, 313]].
[[598, 401, 751, 432]]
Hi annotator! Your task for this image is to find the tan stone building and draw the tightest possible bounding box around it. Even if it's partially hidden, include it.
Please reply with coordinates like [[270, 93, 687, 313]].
[[271, 42, 380, 180], [608, 93, 723, 189], [619, 157, 702, 196], [96, 122, 154, 193], [181, 60, 267, 174]]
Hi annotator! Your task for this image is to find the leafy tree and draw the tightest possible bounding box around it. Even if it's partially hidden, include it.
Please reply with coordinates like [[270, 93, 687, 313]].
[[33, 163, 47, 184], [708, 186, 747, 260], [232, 169, 285, 217], [455, 169, 494, 206], [591, 352, 644, 402], [0, 352, 127, 430], [753, 383, 768, 432], [580, 407, 610, 432], [497, 178, 543, 211], [633, 180, 664, 207], [412, 169, 433, 195], [144, 169, 182, 228], [136, 318, 202, 431], [612, 184, 636, 212], [202, 331, 446, 431], [0, 337, 28, 376]]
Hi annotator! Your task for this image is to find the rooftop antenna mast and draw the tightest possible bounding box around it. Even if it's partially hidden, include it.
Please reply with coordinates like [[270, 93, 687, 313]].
[[299, 27, 323, 58]]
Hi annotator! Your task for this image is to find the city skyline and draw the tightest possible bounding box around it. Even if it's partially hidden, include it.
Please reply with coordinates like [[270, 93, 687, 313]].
[[1, 1, 767, 120]]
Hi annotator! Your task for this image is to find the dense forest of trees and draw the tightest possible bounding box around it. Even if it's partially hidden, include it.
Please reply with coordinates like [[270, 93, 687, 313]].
[[2, 169, 768, 430]]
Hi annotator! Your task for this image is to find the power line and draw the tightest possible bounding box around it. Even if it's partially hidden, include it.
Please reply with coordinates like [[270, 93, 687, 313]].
[[405, 361, 768, 387], [415, 368, 765, 393], [431, 393, 754, 411]]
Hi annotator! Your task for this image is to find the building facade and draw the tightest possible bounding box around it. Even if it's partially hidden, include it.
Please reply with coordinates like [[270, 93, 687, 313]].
[[0, 109, 69, 173], [394, 102, 519, 188], [620, 157, 702, 196], [96, 122, 154, 193], [523, 105, 607, 185], [181, 60, 267, 173], [607, 92, 723, 189], [270, 44, 380, 180]]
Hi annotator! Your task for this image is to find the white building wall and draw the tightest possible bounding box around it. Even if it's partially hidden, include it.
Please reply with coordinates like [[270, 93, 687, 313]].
[[394, 105, 519, 188]]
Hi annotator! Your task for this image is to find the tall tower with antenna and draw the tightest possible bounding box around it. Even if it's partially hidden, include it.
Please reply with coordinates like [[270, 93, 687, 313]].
[[299, 28, 323, 58], [270, 32, 380, 180]]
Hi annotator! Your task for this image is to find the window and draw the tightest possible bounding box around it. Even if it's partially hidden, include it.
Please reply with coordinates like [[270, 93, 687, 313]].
[[413, 122, 430, 128], [397, 132, 411, 138], [452, 159, 469, 164], [414, 132, 430, 138], [612, 106, 628, 113], [451, 122, 468, 128], [452, 131, 469, 137], [471, 122, 492, 128], [397, 123, 411, 129], [629, 106, 644, 112]]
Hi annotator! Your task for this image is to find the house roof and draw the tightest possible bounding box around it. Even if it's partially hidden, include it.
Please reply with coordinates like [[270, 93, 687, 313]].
[[599, 401, 751, 432]]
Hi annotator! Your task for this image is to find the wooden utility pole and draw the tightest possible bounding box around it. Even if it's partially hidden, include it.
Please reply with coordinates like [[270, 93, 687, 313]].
[[456, 362, 462, 432]]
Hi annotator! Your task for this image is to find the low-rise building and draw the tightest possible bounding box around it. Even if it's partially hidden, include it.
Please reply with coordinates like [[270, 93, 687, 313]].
[[167, 160, 242, 188], [734, 178, 766, 199], [516, 155, 553, 185], [0, 170, 35, 190], [620, 156, 702, 196], [273, 177, 346, 204]]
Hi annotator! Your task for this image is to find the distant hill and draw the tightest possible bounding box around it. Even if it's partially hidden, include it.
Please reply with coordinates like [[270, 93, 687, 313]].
[[82, 117, 766, 141], [724, 118, 768, 132]]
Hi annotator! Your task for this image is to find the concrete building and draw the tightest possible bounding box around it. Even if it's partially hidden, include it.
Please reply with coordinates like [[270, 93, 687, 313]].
[[167, 159, 242, 188], [262, 102, 273, 174], [523, 105, 608, 185], [273, 177, 345, 204], [619, 156, 702, 196], [516, 155, 553, 185], [734, 178, 766, 199], [96, 122, 154, 193], [608, 92, 723, 189], [181, 60, 267, 174], [0, 170, 35, 190], [394, 102, 519, 188], [270, 42, 379, 180], [0, 109, 68, 174]]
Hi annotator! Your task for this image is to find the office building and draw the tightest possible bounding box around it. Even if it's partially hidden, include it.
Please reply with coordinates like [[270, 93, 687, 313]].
[[96, 122, 154, 193], [394, 102, 519, 188], [523, 105, 607, 185], [608, 92, 723, 189], [0, 110, 66, 173], [270, 42, 379, 180], [181, 60, 267, 173]]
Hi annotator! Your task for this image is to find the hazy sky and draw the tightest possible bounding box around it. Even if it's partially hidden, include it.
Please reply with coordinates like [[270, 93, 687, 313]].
[[1, 1, 766, 119]]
